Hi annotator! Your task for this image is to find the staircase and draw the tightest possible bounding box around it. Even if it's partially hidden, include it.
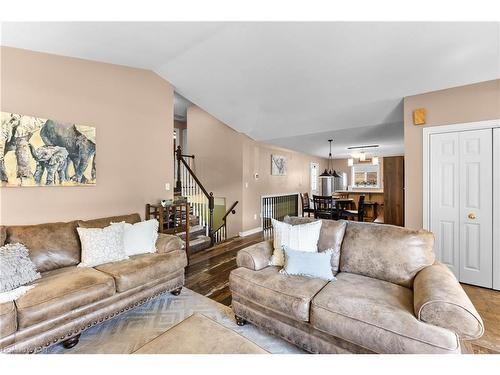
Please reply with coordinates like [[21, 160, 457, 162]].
[[173, 146, 238, 254], [177, 224, 212, 253]]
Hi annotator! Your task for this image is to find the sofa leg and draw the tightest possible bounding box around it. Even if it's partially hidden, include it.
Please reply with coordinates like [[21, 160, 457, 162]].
[[171, 287, 182, 296], [235, 315, 247, 326], [62, 334, 81, 349]]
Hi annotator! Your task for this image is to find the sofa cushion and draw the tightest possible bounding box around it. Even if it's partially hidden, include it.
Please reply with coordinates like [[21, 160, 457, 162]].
[[15, 267, 115, 329], [0, 301, 16, 339], [5, 221, 81, 273], [77, 213, 141, 229], [230, 267, 328, 322], [310, 273, 460, 354], [339, 221, 435, 288], [95, 250, 188, 292]]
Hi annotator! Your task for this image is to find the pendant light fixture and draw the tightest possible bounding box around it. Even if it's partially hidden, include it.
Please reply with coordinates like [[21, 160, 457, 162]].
[[320, 139, 340, 178]]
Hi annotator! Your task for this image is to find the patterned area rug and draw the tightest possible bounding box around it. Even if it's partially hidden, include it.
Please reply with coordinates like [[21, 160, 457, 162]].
[[44, 288, 305, 354]]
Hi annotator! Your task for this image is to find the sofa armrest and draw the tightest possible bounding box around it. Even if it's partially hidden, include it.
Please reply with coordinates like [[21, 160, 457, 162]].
[[156, 233, 184, 254], [414, 263, 484, 340], [236, 240, 273, 271]]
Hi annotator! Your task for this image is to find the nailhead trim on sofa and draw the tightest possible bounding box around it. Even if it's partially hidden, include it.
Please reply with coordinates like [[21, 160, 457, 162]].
[[15, 283, 181, 354]]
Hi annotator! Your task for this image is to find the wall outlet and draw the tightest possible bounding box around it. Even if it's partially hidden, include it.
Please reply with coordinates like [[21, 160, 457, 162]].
[[165, 183, 170, 191], [253, 214, 257, 220], [245, 182, 249, 188]]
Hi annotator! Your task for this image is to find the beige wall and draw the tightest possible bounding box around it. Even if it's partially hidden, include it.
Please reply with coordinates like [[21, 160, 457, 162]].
[[187, 105, 328, 236], [241, 139, 328, 232], [0, 47, 175, 225], [186, 105, 244, 237], [404, 79, 500, 229]]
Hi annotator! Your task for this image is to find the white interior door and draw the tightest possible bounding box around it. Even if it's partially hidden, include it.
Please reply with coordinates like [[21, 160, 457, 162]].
[[458, 129, 493, 288], [493, 129, 500, 291], [430, 132, 460, 276]]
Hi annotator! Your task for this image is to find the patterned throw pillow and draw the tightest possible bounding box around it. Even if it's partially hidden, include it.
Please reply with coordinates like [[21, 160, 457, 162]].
[[0, 243, 41, 293], [269, 218, 322, 266], [77, 223, 128, 267]]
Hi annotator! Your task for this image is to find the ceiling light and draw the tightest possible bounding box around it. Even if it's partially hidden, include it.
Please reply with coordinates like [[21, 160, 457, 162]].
[[319, 168, 331, 178], [320, 139, 335, 179], [347, 144, 380, 150]]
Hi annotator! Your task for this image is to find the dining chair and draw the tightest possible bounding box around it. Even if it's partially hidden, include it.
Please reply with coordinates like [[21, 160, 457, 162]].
[[341, 195, 366, 222], [301, 192, 315, 217], [313, 195, 337, 220]]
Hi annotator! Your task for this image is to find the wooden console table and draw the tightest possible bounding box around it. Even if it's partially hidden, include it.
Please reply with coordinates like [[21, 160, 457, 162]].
[[145, 202, 190, 259]]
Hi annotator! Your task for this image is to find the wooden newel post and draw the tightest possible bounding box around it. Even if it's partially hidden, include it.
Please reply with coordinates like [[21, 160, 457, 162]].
[[175, 146, 182, 194], [208, 192, 215, 246]]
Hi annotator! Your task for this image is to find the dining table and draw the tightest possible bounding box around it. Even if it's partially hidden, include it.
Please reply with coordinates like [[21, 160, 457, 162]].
[[313, 197, 354, 220], [332, 198, 354, 211]]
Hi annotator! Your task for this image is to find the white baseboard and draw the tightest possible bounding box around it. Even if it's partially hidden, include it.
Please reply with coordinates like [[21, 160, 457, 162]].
[[239, 227, 262, 237]]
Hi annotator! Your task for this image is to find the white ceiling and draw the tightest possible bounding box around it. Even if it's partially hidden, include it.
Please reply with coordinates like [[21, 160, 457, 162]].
[[269, 121, 404, 159], [2, 22, 499, 158]]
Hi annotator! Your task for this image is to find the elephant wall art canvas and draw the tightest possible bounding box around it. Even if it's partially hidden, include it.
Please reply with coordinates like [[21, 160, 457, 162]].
[[1, 112, 96, 187]]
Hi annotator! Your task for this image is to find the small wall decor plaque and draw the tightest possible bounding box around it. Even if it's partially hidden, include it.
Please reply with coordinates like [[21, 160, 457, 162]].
[[413, 108, 427, 125], [271, 154, 287, 176]]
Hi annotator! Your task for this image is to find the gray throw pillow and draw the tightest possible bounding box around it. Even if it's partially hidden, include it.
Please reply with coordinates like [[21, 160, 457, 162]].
[[282, 245, 336, 281], [0, 243, 41, 293]]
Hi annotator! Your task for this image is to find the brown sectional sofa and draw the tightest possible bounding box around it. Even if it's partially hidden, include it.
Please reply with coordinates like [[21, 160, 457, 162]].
[[230, 217, 484, 354], [0, 213, 186, 353]]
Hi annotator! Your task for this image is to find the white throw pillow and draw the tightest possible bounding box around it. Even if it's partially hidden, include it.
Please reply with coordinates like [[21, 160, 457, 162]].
[[269, 218, 322, 266], [77, 223, 128, 267], [111, 219, 159, 256]]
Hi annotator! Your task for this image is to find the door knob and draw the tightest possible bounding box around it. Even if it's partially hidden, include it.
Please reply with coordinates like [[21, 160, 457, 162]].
[[468, 213, 476, 220]]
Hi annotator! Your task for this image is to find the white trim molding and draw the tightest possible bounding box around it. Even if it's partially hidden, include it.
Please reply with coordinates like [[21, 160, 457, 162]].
[[422, 119, 500, 230], [239, 227, 263, 237], [494, 128, 500, 291]]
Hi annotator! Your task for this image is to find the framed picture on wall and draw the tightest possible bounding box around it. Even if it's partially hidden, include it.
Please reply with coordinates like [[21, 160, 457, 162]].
[[271, 154, 287, 176], [1, 111, 96, 187]]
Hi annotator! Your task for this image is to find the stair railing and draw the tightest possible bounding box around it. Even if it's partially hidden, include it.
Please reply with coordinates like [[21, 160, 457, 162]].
[[212, 200, 239, 244], [174, 146, 215, 245], [262, 193, 299, 237]]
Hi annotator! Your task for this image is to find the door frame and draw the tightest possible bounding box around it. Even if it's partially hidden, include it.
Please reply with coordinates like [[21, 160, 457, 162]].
[[422, 119, 500, 230], [494, 129, 500, 291]]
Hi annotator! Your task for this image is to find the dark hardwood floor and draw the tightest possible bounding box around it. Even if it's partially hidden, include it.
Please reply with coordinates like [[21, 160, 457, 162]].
[[185, 232, 500, 354], [185, 232, 264, 306]]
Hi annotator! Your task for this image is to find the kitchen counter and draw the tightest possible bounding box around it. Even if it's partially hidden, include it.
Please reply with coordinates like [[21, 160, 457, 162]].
[[336, 190, 384, 205], [336, 189, 384, 194]]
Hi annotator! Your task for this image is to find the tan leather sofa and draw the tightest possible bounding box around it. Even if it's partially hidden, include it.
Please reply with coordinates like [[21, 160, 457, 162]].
[[230, 217, 484, 354], [0, 213, 186, 354]]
